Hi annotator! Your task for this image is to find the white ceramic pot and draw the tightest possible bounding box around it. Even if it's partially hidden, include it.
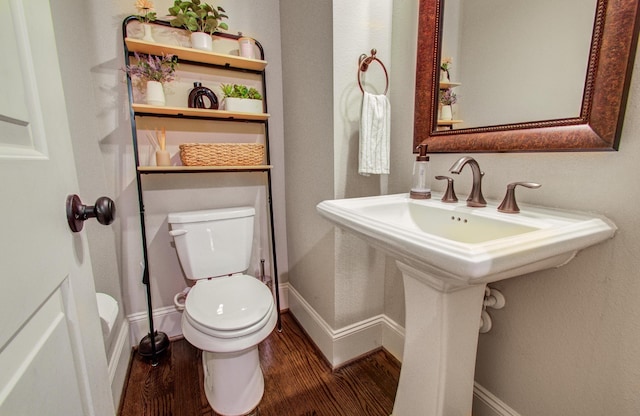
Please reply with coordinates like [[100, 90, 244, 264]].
[[191, 32, 213, 51], [146, 81, 165, 106], [440, 105, 453, 120], [224, 97, 263, 114]]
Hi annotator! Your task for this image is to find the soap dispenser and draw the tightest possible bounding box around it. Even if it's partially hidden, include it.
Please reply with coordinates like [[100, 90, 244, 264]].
[[410, 144, 431, 199]]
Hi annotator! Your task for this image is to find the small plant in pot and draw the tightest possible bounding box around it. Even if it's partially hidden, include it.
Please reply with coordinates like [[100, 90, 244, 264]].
[[124, 52, 178, 107], [439, 88, 457, 120], [220, 83, 263, 114], [168, 0, 229, 51], [440, 56, 453, 83], [134, 0, 157, 42]]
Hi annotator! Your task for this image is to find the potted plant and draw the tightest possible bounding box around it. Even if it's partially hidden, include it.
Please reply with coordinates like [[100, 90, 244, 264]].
[[220, 83, 263, 113], [124, 53, 178, 106], [168, 0, 229, 51], [439, 88, 457, 120], [134, 0, 157, 42], [440, 56, 452, 83]]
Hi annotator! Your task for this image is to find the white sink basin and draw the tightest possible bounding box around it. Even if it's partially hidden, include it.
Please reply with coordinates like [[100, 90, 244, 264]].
[[317, 193, 616, 287], [317, 193, 616, 416]]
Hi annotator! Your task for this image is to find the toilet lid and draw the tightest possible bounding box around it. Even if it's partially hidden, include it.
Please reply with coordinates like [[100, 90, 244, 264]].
[[185, 274, 273, 331]]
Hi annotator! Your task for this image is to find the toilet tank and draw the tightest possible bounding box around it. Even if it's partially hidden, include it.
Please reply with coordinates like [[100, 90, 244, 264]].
[[168, 207, 255, 279]]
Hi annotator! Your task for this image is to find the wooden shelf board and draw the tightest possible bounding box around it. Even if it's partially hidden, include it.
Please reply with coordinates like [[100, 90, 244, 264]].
[[138, 165, 273, 172], [437, 119, 464, 125], [125, 38, 267, 71], [132, 103, 270, 121]]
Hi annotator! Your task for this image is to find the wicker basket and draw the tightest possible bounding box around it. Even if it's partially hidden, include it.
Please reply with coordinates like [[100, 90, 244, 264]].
[[179, 143, 264, 166]]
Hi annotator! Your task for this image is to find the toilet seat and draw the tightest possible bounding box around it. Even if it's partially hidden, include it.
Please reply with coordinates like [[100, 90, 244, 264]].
[[185, 274, 274, 339]]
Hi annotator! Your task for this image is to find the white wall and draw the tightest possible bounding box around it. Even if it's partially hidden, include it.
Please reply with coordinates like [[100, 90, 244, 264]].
[[388, 1, 640, 415], [55, 0, 288, 350], [282, 0, 392, 351], [285, 0, 640, 414], [280, 0, 337, 327], [456, 0, 596, 128], [332, 0, 392, 329], [50, 0, 133, 405], [50, 0, 125, 360]]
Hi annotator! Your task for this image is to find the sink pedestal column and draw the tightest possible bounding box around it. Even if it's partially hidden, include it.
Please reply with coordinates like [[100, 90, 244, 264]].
[[392, 262, 486, 416]]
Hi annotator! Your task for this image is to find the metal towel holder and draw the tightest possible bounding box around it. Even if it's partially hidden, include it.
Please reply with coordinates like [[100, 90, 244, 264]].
[[358, 49, 389, 95]]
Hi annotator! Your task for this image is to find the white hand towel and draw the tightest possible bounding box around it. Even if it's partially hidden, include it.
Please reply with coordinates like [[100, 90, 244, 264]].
[[359, 91, 390, 176]]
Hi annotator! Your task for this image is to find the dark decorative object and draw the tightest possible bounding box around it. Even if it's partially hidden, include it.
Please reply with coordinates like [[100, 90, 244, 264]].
[[188, 82, 219, 109]]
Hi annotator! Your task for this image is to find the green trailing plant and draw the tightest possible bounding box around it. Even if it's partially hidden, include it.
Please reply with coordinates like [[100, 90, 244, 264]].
[[168, 0, 229, 34], [220, 83, 262, 100]]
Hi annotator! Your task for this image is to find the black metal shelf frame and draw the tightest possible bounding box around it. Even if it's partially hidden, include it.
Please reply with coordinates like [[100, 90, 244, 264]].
[[122, 16, 281, 365]]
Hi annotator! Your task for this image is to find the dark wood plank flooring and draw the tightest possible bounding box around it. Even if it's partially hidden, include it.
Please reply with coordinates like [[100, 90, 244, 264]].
[[119, 312, 400, 416]]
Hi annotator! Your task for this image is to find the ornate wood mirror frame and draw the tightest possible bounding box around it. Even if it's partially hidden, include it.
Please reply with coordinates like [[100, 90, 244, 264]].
[[413, 0, 640, 153]]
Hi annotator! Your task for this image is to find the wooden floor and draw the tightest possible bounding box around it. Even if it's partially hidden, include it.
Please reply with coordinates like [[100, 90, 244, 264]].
[[119, 312, 400, 416]]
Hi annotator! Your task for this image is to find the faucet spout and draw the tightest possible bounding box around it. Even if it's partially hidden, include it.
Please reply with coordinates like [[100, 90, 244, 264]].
[[449, 157, 487, 207]]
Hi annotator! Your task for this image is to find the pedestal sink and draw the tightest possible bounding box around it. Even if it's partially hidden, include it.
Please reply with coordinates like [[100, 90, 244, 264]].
[[316, 193, 616, 416]]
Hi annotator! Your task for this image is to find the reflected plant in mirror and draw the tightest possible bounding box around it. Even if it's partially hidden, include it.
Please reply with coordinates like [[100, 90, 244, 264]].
[[439, 88, 457, 121], [440, 56, 452, 82], [446, 0, 595, 129], [439, 88, 456, 106], [413, 0, 640, 153]]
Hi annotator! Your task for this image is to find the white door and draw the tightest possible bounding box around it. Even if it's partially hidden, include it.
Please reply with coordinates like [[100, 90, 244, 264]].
[[0, 0, 114, 415]]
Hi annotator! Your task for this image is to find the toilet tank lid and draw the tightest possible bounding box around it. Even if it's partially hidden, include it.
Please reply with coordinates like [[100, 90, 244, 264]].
[[168, 206, 255, 224]]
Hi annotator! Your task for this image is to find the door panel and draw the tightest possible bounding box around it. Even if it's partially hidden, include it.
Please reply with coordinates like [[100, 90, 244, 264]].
[[0, 0, 73, 353], [0, 0, 114, 414], [0, 289, 84, 415], [0, 0, 49, 157]]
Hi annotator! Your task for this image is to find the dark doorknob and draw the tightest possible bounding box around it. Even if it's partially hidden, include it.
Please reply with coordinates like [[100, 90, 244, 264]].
[[66, 194, 116, 233]]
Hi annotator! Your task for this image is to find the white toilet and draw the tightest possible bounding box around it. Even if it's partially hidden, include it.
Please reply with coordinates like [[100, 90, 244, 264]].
[[168, 206, 277, 416]]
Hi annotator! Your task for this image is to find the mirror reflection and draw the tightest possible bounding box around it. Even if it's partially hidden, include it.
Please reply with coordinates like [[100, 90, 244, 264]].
[[414, 0, 640, 152], [439, 0, 597, 130]]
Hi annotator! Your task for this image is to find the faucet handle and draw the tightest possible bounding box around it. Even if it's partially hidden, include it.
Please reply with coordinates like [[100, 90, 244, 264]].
[[435, 176, 458, 203], [497, 182, 541, 213]]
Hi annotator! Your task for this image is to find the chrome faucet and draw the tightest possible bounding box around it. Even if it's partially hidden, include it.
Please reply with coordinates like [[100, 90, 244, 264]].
[[449, 156, 487, 207]]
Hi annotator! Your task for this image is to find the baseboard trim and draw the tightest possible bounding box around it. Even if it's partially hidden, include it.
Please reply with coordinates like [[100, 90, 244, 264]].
[[127, 305, 183, 347], [473, 382, 522, 416], [288, 284, 518, 416], [277, 282, 289, 311], [108, 320, 131, 408], [288, 284, 386, 367]]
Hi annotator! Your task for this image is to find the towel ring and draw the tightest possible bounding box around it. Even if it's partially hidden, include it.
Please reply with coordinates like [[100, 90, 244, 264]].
[[358, 49, 389, 95]]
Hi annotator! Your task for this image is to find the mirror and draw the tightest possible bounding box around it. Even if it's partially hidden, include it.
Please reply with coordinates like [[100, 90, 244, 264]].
[[440, 0, 596, 130], [414, 0, 640, 152]]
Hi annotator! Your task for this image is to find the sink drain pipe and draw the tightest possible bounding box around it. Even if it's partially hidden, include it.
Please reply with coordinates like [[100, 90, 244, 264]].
[[479, 287, 505, 333]]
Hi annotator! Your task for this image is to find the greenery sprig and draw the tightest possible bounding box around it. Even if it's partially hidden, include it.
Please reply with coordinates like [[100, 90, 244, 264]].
[[221, 84, 262, 100], [439, 88, 457, 106], [168, 0, 229, 34], [124, 53, 178, 84], [440, 56, 452, 72]]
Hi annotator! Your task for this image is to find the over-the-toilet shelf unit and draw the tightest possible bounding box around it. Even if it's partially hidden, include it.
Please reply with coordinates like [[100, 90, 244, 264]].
[[122, 17, 281, 363]]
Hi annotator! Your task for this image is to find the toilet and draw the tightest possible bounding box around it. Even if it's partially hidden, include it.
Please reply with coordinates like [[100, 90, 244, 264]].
[[168, 206, 277, 416]]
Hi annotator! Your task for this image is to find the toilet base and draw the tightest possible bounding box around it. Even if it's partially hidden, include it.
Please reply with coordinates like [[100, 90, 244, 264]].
[[202, 346, 264, 416]]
